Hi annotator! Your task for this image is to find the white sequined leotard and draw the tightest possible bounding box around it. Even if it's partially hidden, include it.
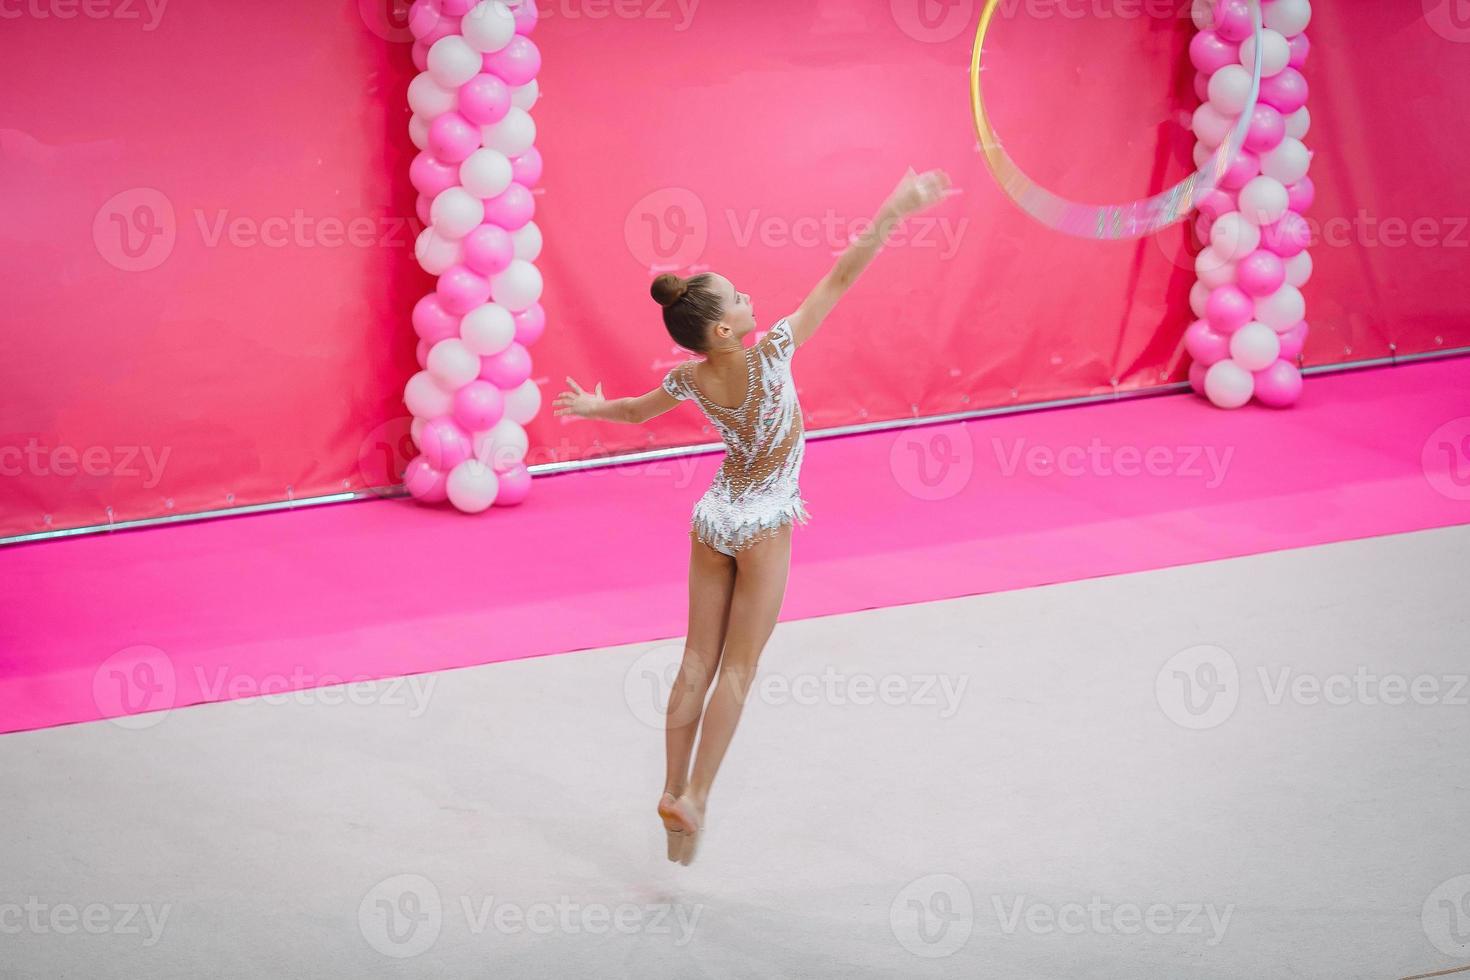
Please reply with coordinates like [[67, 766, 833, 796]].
[[661, 316, 810, 556]]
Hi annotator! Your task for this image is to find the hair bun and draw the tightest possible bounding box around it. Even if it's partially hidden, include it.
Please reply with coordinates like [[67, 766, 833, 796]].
[[650, 273, 688, 308]]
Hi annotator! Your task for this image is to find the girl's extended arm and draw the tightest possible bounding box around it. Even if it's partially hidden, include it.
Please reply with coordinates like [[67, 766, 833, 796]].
[[553, 376, 677, 424], [787, 168, 952, 349]]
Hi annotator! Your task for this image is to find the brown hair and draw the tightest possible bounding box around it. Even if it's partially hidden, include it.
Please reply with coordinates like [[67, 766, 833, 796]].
[[651, 272, 723, 353]]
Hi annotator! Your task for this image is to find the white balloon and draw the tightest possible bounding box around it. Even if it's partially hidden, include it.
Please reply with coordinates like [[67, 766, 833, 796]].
[[1205, 360, 1254, 409], [430, 187, 485, 240], [481, 108, 536, 157], [408, 113, 430, 151], [491, 259, 543, 312], [415, 227, 463, 275], [408, 72, 458, 118], [1285, 107, 1311, 140], [1230, 322, 1281, 371], [511, 221, 543, 261], [428, 338, 481, 389], [1189, 0, 1213, 30], [1284, 251, 1313, 288], [1255, 284, 1306, 331], [511, 79, 540, 112], [504, 378, 542, 426], [1239, 29, 1291, 77], [460, 303, 516, 355], [476, 418, 528, 468], [1260, 137, 1311, 185], [1210, 213, 1262, 261], [462, 1, 517, 54], [1196, 249, 1237, 289], [411, 416, 426, 451], [405, 371, 453, 418], [1191, 104, 1233, 149], [459, 149, 513, 199], [1264, 0, 1311, 37], [446, 458, 499, 514], [1208, 65, 1253, 116], [428, 36, 483, 88], [1190, 280, 1211, 319], [1192, 141, 1212, 172], [1237, 176, 1289, 226]]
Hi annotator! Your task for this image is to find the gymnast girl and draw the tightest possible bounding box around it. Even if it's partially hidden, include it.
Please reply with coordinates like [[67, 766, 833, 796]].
[[554, 168, 952, 864]]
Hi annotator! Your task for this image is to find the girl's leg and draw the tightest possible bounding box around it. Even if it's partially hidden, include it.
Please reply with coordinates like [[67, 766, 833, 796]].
[[683, 523, 792, 817], [663, 535, 737, 800]]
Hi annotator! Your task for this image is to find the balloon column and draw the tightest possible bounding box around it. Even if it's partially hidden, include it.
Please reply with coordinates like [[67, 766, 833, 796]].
[[402, 0, 544, 512], [1185, 0, 1312, 409]]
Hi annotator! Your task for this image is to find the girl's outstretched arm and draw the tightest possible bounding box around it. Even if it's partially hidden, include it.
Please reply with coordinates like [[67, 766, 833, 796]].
[[553, 375, 679, 424], [787, 168, 952, 349]]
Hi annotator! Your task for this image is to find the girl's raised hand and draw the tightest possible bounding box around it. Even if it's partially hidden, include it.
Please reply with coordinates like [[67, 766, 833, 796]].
[[888, 168, 953, 218], [553, 376, 606, 419]]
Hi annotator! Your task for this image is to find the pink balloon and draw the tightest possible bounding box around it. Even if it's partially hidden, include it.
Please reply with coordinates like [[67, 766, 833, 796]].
[[462, 223, 515, 276], [413, 293, 461, 343], [478, 342, 532, 388], [1244, 105, 1286, 154], [510, 147, 543, 188], [483, 36, 541, 87], [1253, 359, 1303, 408], [1198, 189, 1236, 223], [1288, 33, 1310, 69], [513, 0, 538, 34], [415, 193, 432, 227], [1213, 0, 1253, 42], [1236, 249, 1286, 297], [513, 303, 546, 346], [1285, 175, 1315, 214], [428, 112, 481, 164], [440, 0, 474, 14], [1219, 150, 1261, 191], [1188, 360, 1209, 396], [482, 182, 535, 230], [419, 14, 460, 46], [1277, 320, 1309, 360], [416, 339, 430, 369], [494, 462, 532, 505], [1185, 319, 1231, 366], [1260, 211, 1311, 258], [457, 73, 511, 126], [412, 40, 429, 72], [1193, 71, 1210, 104], [410, 151, 459, 198], [1259, 68, 1308, 115], [1194, 213, 1213, 246], [437, 265, 493, 315], [1189, 30, 1239, 74], [404, 455, 449, 503], [408, 0, 444, 39], [1206, 285, 1254, 333], [452, 380, 507, 432], [419, 417, 472, 471]]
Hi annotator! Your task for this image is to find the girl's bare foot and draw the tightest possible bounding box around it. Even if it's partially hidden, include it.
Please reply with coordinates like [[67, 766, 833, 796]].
[[657, 793, 706, 866]]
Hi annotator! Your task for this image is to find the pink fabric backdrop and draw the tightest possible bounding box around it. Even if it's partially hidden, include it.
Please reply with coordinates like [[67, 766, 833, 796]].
[[2, 1, 1467, 540]]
